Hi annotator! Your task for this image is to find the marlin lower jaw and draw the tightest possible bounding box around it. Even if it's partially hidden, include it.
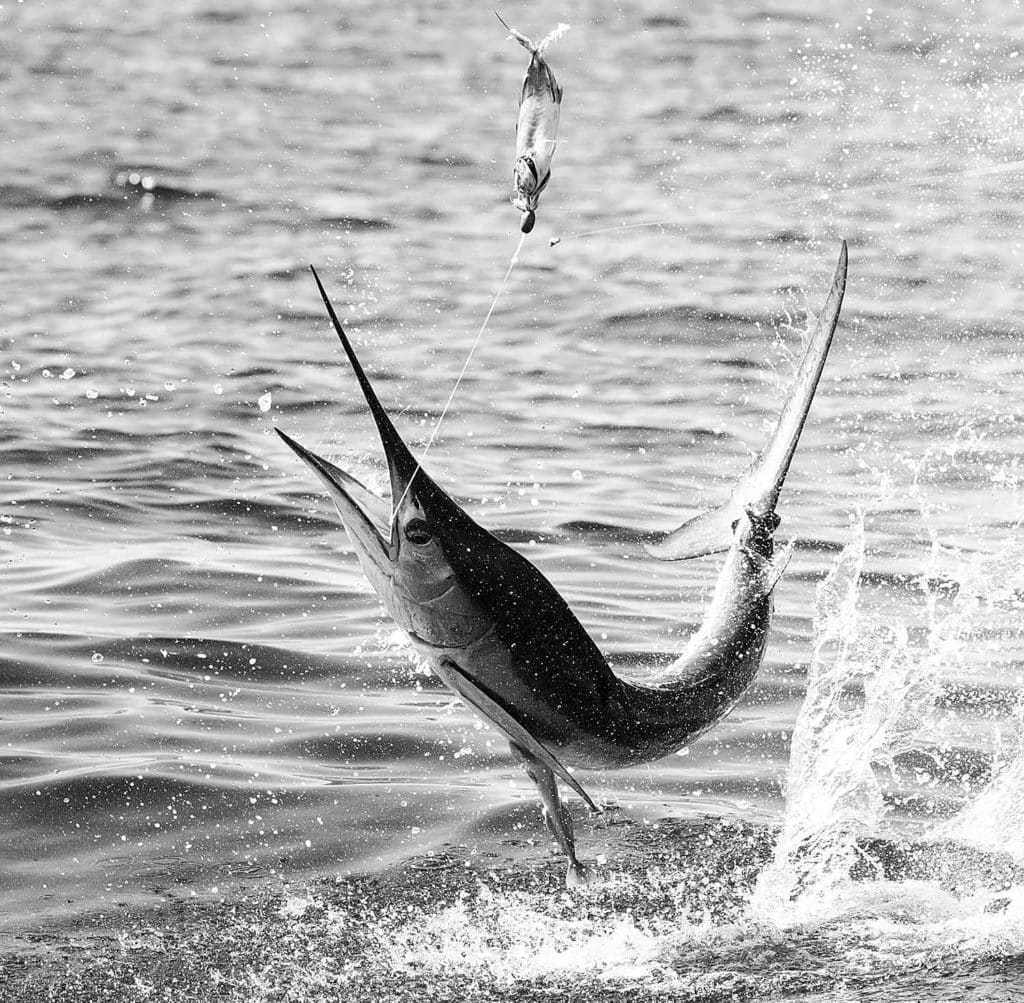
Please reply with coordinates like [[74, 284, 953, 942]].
[[274, 428, 392, 583]]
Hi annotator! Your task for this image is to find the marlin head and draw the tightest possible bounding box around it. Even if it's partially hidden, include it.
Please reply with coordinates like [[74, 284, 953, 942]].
[[276, 267, 499, 650]]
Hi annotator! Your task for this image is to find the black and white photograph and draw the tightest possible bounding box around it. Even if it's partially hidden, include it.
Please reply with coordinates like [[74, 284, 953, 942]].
[[3, 1, 1024, 999]]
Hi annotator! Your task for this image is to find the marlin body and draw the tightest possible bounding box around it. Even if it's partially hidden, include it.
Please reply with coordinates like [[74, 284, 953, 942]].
[[497, 14, 567, 234], [278, 245, 848, 885]]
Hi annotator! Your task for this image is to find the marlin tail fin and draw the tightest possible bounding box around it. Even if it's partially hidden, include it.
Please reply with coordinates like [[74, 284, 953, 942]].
[[646, 241, 848, 561]]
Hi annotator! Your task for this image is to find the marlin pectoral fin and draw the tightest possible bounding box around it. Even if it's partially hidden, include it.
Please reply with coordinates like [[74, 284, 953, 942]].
[[433, 659, 598, 812]]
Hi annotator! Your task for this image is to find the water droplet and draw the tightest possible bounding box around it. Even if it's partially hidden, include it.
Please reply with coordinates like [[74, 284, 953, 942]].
[[91, 652, 104, 663], [258, 391, 272, 412], [572, 469, 583, 481], [60, 368, 75, 380]]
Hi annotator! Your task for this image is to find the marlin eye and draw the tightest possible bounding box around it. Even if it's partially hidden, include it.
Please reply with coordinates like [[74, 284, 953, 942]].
[[404, 518, 432, 546]]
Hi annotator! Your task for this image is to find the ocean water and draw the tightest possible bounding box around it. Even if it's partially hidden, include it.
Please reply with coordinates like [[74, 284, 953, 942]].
[[4, 0, 1024, 998]]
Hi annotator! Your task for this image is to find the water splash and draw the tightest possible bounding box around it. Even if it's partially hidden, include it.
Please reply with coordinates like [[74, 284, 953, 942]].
[[750, 513, 933, 924], [943, 745, 1024, 860], [937, 589, 1024, 861], [751, 483, 1024, 929], [386, 882, 667, 983]]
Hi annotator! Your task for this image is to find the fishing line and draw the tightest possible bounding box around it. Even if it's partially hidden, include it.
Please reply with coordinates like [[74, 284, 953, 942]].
[[390, 231, 528, 524], [550, 158, 1024, 245]]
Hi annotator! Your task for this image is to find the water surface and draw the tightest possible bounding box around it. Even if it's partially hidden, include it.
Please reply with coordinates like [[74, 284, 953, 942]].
[[3, 1, 1024, 998]]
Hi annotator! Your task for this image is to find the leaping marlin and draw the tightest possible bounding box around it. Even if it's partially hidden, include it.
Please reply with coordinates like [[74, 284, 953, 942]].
[[276, 243, 848, 886]]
